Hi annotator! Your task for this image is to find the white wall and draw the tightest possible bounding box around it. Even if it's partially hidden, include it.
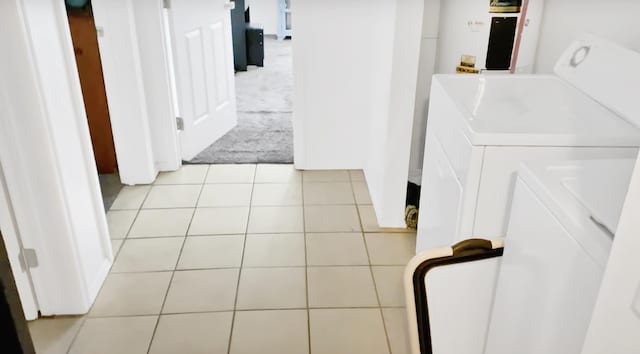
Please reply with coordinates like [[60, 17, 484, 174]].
[[535, 0, 640, 73], [582, 154, 640, 354], [292, 0, 396, 170], [365, 0, 425, 227], [0, 0, 112, 315], [408, 0, 441, 184], [250, 0, 279, 35]]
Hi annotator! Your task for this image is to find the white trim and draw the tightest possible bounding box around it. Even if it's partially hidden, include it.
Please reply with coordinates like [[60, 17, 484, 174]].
[[93, 0, 158, 184], [0, 0, 112, 315], [93, 0, 182, 183]]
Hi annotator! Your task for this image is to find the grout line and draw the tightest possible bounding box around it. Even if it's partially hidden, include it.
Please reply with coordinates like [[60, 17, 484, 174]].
[[350, 171, 394, 354], [301, 173, 312, 354], [226, 164, 257, 354], [145, 167, 208, 354]]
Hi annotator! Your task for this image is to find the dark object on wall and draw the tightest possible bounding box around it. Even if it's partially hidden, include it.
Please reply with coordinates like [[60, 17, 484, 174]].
[[0, 230, 36, 354], [67, 7, 118, 174], [246, 25, 264, 67], [486, 16, 518, 70], [489, 0, 522, 13], [231, 0, 248, 71]]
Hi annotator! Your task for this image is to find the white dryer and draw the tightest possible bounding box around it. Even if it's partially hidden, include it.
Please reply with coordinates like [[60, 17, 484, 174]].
[[417, 36, 640, 252], [484, 159, 635, 354]]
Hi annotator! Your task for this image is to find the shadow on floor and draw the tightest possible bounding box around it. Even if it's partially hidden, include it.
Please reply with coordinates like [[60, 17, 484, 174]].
[[99, 173, 122, 211]]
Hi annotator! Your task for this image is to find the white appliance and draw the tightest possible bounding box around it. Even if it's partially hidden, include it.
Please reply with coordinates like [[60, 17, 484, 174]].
[[485, 159, 635, 354], [416, 36, 640, 252]]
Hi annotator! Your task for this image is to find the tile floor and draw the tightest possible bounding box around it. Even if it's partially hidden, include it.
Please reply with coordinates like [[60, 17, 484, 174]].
[[28, 164, 415, 354]]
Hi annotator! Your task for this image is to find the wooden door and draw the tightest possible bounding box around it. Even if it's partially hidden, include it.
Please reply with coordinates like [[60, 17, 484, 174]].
[[67, 8, 117, 173]]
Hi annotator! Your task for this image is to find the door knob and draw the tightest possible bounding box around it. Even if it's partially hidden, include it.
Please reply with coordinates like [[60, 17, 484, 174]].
[[225, 1, 235, 10]]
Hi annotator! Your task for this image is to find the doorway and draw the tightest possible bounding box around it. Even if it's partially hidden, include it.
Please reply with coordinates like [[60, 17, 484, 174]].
[[66, 3, 123, 210], [184, 0, 294, 164]]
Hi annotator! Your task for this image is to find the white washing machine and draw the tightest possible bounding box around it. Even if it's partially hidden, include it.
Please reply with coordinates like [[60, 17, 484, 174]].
[[417, 36, 640, 252], [484, 159, 635, 354]]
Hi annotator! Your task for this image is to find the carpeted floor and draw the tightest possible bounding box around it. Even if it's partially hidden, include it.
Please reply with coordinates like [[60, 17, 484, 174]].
[[187, 37, 293, 164]]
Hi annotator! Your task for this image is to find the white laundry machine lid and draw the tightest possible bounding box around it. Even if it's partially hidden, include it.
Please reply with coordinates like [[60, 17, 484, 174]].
[[431, 36, 640, 147], [433, 74, 640, 147], [517, 159, 635, 268]]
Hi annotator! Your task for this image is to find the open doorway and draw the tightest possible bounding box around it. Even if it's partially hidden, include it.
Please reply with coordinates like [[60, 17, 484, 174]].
[[66, 2, 123, 210], [185, 0, 294, 164]]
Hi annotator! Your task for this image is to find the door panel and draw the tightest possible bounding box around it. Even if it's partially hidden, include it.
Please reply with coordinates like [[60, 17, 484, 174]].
[[168, 0, 237, 160]]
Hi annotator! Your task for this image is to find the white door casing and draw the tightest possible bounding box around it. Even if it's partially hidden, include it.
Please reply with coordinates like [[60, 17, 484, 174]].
[[0, 166, 38, 320], [167, 0, 238, 160]]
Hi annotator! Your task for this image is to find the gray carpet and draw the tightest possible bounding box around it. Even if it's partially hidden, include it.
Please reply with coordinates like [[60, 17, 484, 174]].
[[188, 37, 293, 164]]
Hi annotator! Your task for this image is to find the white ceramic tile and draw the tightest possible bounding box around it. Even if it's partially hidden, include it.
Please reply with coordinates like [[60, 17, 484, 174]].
[[154, 165, 209, 185], [149, 312, 233, 354], [251, 183, 302, 206], [307, 266, 378, 308], [358, 205, 382, 232], [349, 170, 366, 182], [112, 238, 184, 272], [188, 207, 250, 235], [352, 181, 373, 205], [358, 205, 413, 233], [198, 184, 253, 207], [304, 205, 361, 233], [302, 170, 350, 182], [110, 239, 123, 257], [365, 233, 416, 266], [372, 266, 406, 307], [236, 268, 307, 310], [306, 233, 369, 266], [382, 308, 411, 354], [177, 235, 244, 269], [243, 234, 305, 267], [110, 186, 150, 210], [303, 182, 355, 205], [128, 209, 193, 238], [68, 316, 157, 354], [254, 164, 302, 184], [142, 185, 201, 209], [247, 206, 304, 233], [29, 317, 84, 354], [229, 310, 308, 354], [206, 164, 256, 184], [90, 272, 172, 317], [163, 269, 239, 313], [309, 309, 389, 354], [106, 210, 138, 239]]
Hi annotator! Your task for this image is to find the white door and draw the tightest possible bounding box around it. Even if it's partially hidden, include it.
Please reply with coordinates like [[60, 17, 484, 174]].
[[167, 0, 238, 160], [0, 167, 38, 320]]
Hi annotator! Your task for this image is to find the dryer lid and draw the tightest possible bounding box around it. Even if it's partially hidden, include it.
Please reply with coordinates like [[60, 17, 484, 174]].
[[433, 74, 640, 147], [555, 35, 640, 129]]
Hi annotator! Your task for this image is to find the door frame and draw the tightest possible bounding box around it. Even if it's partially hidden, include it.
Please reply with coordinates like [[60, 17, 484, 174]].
[[0, 0, 112, 316], [92, 0, 181, 185]]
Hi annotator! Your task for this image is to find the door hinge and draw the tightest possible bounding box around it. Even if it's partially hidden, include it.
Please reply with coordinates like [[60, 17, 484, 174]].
[[163, 0, 171, 9], [96, 26, 104, 37], [176, 117, 184, 131], [19, 248, 38, 271]]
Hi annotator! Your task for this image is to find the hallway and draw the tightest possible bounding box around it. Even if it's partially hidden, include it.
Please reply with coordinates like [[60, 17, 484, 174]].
[[188, 38, 294, 164], [29, 164, 413, 354]]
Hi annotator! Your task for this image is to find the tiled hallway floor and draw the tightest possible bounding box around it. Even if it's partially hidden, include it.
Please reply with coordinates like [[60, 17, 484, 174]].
[[29, 165, 415, 354]]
